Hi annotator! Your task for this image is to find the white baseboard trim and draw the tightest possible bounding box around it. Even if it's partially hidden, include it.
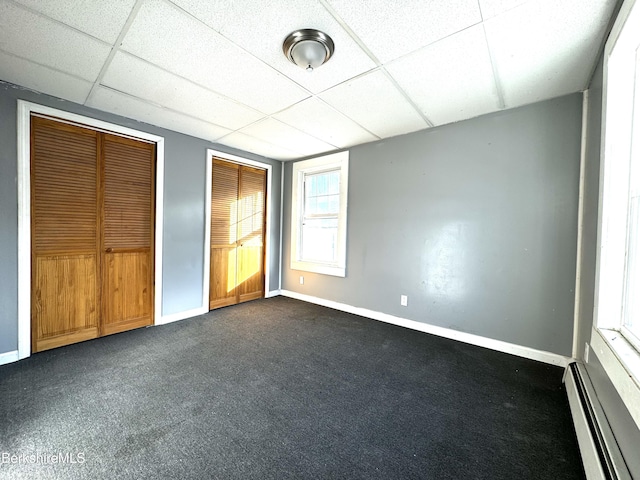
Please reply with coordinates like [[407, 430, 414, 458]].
[[157, 291, 281, 325], [0, 350, 19, 366], [280, 290, 570, 367], [157, 306, 208, 326]]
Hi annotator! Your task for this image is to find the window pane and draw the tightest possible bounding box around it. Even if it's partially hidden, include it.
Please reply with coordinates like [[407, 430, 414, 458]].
[[624, 189, 640, 341], [623, 47, 640, 342], [328, 194, 339, 212], [327, 170, 340, 194], [304, 196, 317, 215], [304, 169, 340, 216], [308, 174, 317, 196], [305, 170, 340, 197], [301, 217, 338, 263]]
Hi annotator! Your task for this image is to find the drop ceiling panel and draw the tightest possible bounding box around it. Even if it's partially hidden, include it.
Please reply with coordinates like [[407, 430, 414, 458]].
[[274, 97, 378, 148], [485, 0, 617, 107], [102, 52, 264, 130], [477, 0, 528, 20], [121, 0, 310, 114], [240, 118, 336, 157], [387, 25, 499, 126], [0, 51, 92, 104], [0, 1, 112, 82], [218, 132, 301, 161], [87, 86, 232, 141], [0, 0, 622, 161], [11, 0, 136, 43], [325, 0, 482, 63], [171, 0, 376, 94], [319, 70, 428, 138]]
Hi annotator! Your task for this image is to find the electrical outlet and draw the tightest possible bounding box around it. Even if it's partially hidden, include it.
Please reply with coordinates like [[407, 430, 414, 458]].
[[400, 295, 408, 307], [299, 276, 304, 285]]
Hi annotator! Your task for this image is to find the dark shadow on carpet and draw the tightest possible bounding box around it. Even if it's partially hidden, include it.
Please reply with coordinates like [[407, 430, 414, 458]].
[[0, 297, 584, 479]]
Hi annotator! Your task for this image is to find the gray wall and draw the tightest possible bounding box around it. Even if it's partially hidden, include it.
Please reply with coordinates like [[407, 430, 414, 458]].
[[0, 84, 19, 354], [283, 94, 583, 357], [577, 57, 640, 478], [0, 81, 281, 355]]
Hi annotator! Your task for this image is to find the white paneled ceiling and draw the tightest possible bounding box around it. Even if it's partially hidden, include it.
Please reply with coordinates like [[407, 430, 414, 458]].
[[386, 24, 500, 126], [0, 0, 618, 160], [273, 97, 377, 148]]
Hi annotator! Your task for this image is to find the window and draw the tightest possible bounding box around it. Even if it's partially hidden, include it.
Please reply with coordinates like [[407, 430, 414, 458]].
[[291, 151, 348, 277], [622, 47, 640, 349], [593, 0, 640, 426]]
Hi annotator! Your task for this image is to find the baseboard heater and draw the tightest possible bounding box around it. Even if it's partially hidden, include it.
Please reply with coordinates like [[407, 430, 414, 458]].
[[564, 362, 631, 480]]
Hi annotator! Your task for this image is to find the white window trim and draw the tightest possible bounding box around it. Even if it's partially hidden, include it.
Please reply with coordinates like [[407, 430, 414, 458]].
[[290, 151, 348, 277], [592, 0, 640, 428]]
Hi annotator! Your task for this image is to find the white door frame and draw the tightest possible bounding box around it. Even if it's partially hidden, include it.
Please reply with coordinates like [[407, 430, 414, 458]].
[[16, 100, 165, 360], [204, 148, 273, 309]]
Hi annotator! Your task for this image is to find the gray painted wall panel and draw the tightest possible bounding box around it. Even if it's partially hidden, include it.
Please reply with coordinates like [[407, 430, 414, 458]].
[[0, 86, 19, 353], [161, 134, 210, 315], [0, 81, 281, 355], [283, 94, 582, 356]]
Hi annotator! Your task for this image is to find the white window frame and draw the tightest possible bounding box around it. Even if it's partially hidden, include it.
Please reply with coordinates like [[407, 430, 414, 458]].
[[291, 151, 348, 277], [592, 0, 640, 428]]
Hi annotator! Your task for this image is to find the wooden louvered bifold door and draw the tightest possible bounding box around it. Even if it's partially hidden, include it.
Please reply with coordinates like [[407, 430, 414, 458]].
[[209, 159, 266, 310], [31, 117, 155, 353], [210, 160, 240, 309], [101, 134, 154, 335], [31, 117, 100, 352], [237, 166, 266, 303]]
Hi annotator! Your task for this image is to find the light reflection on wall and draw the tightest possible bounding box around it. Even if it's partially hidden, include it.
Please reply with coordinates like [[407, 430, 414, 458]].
[[423, 222, 468, 301]]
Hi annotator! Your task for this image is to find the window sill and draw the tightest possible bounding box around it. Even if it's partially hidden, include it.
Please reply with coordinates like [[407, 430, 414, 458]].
[[591, 327, 640, 429], [290, 260, 345, 277]]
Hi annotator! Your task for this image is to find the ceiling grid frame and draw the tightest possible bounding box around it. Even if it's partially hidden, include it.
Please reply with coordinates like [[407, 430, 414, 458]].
[[85, 0, 146, 105], [318, 0, 435, 128], [0, 0, 620, 160]]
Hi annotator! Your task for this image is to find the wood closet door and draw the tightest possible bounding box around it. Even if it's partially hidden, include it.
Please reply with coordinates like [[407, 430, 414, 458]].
[[31, 117, 100, 352], [209, 159, 266, 310], [31, 117, 155, 352], [101, 134, 155, 335], [210, 160, 240, 309], [237, 166, 266, 303]]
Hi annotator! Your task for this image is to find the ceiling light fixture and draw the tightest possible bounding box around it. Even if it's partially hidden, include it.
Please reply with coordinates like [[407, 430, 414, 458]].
[[283, 29, 335, 72]]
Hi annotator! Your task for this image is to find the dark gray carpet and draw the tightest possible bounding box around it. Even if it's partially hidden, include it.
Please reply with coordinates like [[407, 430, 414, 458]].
[[0, 296, 583, 479]]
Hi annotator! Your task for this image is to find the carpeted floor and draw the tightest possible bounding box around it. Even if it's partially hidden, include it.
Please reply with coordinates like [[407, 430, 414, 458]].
[[0, 296, 584, 479]]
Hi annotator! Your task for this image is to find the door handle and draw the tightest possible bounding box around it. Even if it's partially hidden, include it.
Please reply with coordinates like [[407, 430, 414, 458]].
[[105, 247, 113, 253]]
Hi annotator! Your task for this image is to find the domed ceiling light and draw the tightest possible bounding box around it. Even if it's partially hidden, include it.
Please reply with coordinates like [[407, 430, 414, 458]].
[[283, 29, 335, 72]]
